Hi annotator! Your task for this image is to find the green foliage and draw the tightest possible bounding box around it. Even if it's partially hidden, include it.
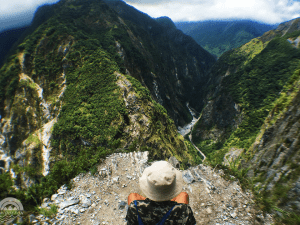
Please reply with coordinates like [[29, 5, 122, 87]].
[[195, 37, 300, 168], [214, 37, 300, 152], [0, 0, 210, 214], [273, 207, 300, 225], [25, 134, 41, 145], [90, 165, 98, 176], [185, 29, 300, 224], [0, 63, 20, 111], [36, 204, 58, 217], [0, 209, 21, 223], [192, 137, 224, 157], [155, 17, 177, 30], [52, 44, 127, 157], [182, 140, 202, 169], [227, 155, 250, 184], [2, 146, 109, 211], [283, 29, 300, 39], [0, 172, 14, 199], [268, 68, 300, 125]]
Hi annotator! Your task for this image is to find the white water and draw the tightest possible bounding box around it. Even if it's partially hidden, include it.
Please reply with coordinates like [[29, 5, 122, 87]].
[[178, 103, 206, 160], [178, 103, 198, 136]]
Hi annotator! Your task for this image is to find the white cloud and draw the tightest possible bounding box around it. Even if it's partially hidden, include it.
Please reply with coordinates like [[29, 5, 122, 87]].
[[124, 0, 300, 24], [1, 0, 300, 32], [0, 0, 59, 31]]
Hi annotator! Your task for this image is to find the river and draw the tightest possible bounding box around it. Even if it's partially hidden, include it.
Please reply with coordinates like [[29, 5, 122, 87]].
[[177, 103, 206, 160]]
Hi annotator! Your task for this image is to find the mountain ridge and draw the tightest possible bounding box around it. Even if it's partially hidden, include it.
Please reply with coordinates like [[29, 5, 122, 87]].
[[0, 0, 211, 212], [1, 0, 300, 223], [175, 20, 276, 57], [191, 17, 300, 223]]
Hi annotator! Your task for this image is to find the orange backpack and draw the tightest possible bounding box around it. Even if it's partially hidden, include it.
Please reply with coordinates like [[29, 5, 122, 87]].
[[128, 192, 189, 205]]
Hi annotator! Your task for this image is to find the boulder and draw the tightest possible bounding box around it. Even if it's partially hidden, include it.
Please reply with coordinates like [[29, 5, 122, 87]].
[[118, 201, 127, 210], [80, 197, 92, 208], [58, 200, 79, 209], [169, 156, 180, 168], [223, 148, 244, 166], [182, 170, 195, 184]]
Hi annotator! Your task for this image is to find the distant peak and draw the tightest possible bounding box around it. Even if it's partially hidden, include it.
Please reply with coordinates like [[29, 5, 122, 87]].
[[155, 16, 177, 30]]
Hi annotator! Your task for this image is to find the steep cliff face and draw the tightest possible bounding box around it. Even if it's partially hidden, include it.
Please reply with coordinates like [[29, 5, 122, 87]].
[[0, 0, 205, 207], [191, 17, 300, 220], [193, 17, 300, 153], [246, 70, 300, 215], [104, 0, 216, 125]]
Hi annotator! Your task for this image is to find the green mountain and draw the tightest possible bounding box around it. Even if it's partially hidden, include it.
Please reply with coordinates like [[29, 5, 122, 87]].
[[0, 0, 214, 209], [176, 20, 276, 58], [1, 0, 300, 222], [192, 17, 300, 222]]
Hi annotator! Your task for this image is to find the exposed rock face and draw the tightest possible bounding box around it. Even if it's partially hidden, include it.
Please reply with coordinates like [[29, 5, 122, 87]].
[[193, 94, 242, 143], [168, 156, 180, 169], [247, 88, 300, 212], [115, 72, 150, 142], [32, 151, 273, 224], [260, 18, 300, 43], [0, 41, 68, 186], [223, 148, 244, 167]]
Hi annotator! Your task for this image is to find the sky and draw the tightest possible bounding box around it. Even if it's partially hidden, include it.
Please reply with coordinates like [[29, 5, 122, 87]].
[[0, 0, 60, 32], [1, 0, 300, 32], [124, 0, 300, 24]]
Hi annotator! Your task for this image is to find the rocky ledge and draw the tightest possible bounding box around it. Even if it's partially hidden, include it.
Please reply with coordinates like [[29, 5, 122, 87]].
[[27, 151, 273, 225]]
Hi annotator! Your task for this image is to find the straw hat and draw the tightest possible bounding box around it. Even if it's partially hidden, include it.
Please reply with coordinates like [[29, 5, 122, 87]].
[[139, 161, 183, 201]]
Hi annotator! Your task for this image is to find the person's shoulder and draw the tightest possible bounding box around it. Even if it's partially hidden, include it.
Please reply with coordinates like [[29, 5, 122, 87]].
[[172, 202, 191, 211], [129, 199, 190, 211], [128, 198, 152, 208]]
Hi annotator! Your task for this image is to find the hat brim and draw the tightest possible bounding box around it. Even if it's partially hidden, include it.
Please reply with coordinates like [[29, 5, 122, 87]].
[[139, 168, 183, 202]]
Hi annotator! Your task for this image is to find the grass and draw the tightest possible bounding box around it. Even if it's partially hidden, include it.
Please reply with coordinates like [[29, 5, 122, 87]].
[[36, 204, 58, 218], [25, 134, 41, 145], [273, 207, 300, 225]]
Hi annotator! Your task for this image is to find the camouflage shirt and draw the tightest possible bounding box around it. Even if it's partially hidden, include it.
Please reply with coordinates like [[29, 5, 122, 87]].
[[126, 198, 196, 225]]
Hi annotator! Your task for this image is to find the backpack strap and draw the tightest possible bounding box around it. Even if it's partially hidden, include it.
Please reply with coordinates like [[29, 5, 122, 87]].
[[134, 200, 144, 225], [156, 205, 175, 225]]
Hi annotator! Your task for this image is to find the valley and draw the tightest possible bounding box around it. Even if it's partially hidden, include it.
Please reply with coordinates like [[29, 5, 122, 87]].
[[0, 0, 299, 224]]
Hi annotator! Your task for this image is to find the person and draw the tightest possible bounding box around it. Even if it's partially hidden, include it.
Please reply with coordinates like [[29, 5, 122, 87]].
[[126, 161, 196, 225]]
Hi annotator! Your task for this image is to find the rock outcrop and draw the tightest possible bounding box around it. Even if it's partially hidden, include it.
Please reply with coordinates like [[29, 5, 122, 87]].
[[31, 151, 273, 224]]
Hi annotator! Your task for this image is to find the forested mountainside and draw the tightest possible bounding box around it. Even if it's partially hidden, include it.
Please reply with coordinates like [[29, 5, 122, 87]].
[[104, 0, 216, 119], [0, 0, 214, 210], [192, 17, 300, 223], [176, 20, 276, 58], [1, 0, 300, 223]]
